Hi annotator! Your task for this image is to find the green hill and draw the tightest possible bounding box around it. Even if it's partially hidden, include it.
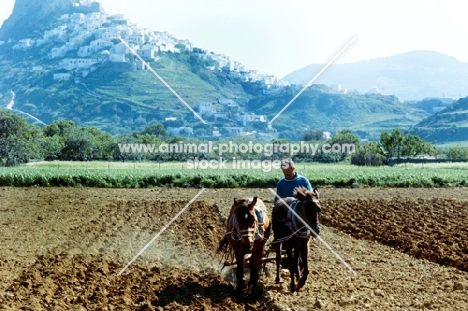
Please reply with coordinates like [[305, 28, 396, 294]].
[[410, 97, 468, 143], [248, 85, 424, 140]]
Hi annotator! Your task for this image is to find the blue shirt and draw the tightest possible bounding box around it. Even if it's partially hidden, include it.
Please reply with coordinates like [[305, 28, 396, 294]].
[[274, 173, 313, 204]]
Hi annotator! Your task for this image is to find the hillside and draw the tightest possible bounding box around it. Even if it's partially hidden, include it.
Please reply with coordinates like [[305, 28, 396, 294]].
[[0, 0, 437, 140], [283, 51, 468, 101], [410, 96, 468, 143], [0, 48, 255, 135]]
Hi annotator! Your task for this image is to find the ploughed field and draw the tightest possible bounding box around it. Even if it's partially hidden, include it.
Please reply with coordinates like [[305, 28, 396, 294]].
[[1, 187, 468, 310]]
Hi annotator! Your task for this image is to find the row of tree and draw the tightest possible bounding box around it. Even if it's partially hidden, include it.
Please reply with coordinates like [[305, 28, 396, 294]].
[[350, 129, 436, 166], [0, 109, 452, 167]]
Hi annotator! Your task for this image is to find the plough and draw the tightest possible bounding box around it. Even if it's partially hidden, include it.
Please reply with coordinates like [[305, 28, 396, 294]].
[[221, 243, 287, 267]]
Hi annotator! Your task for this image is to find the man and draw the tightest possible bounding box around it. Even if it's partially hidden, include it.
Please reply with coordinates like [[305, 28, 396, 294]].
[[274, 158, 312, 204], [274, 158, 313, 269]]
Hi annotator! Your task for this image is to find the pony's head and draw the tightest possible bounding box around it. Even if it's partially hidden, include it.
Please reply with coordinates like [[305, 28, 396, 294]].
[[232, 197, 258, 252], [293, 187, 321, 236]]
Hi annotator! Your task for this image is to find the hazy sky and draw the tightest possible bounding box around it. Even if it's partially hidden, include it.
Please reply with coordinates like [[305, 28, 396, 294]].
[[1, 0, 467, 78]]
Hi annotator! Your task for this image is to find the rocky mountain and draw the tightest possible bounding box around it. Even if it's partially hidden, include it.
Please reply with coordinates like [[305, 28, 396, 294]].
[[283, 51, 468, 102], [0, 0, 104, 40]]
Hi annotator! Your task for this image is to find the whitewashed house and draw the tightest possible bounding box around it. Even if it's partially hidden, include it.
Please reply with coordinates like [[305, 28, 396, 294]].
[[159, 42, 178, 53], [127, 34, 145, 45], [13, 39, 34, 50], [60, 58, 99, 70], [102, 29, 121, 40], [50, 46, 69, 59], [112, 42, 130, 55]]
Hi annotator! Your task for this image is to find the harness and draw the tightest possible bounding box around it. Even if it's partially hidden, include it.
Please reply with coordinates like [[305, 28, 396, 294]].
[[285, 200, 311, 238], [226, 203, 265, 242], [272, 199, 319, 244]]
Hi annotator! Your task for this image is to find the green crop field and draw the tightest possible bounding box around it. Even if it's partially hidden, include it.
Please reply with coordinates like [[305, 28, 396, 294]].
[[0, 161, 467, 188]]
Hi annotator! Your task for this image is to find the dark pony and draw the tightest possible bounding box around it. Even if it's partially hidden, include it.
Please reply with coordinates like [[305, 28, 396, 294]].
[[272, 187, 321, 292], [217, 197, 271, 296]]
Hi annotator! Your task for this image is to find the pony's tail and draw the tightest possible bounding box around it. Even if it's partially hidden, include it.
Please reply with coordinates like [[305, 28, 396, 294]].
[[215, 235, 232, 270], [216, 235, 229, 255]]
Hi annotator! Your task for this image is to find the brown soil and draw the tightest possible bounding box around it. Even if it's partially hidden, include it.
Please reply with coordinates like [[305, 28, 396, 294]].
[[1, 187, 468, 310]]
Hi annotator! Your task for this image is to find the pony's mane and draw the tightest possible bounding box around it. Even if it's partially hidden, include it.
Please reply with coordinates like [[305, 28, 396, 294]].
[[293, 187, 318, 200]]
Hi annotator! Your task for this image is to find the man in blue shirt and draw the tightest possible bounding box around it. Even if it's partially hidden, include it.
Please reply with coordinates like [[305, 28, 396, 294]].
[[274, 158, 313, 204], [274, 158, 313, 270]]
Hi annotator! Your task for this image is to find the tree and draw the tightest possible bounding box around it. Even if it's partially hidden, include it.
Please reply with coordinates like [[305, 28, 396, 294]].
[[380, 129, 404, 159], [401, 134, 435, 157], [60, 127, 115, 161], [0, 110, 38, 166], [363, 141, 385, 156], [380, 129, 434, 159], [43, 120, 75, 137], [329, 129, 360, 160], [141, 123, 168, 138], [330, 129, 360, 149], [446, 146, 468, 159]]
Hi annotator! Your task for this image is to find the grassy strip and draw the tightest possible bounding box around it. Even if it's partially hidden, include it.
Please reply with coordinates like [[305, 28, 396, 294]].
[[0, 161, 467, 188]]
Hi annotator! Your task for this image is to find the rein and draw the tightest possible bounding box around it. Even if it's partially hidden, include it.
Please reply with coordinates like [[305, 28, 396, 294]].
[[271, 225, 308, 243]]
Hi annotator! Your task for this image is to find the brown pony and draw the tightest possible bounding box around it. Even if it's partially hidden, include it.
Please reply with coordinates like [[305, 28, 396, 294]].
[[217, 197, 271, 296], [272, 187, 321, 292]]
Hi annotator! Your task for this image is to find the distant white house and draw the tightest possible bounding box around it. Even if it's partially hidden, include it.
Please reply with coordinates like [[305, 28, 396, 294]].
[[101, 29, 121, 40], [237, 113, 267, 126], [223, 127, 246, 136], [197, 102, 216, 116], [43, 26, 66, 41], [127, 34, 145, 45], [53, 73, 71, 81], [77, 39, 113, 57], [50, 46, 70, 59], [70, 13, 85, 22], [90, 39, 113, 51], [112, 42, 130, 55], [137, 47, 156, 59]]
